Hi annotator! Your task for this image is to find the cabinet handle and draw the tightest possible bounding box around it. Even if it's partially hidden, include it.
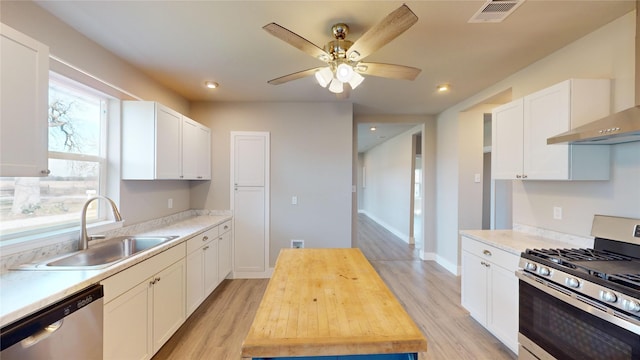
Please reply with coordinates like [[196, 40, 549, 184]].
[[41, 169, 51, 175], [522, 174, 528, 179], [219, 237, 222, 240], [483, 250, 492, 256], [197, 176, 202, 179], [203, 236, 209, 241], [156, 277, 161, 283], [224, 225, 229, 230], [203, 246, 209, 251], [516, 175, 522, 179]]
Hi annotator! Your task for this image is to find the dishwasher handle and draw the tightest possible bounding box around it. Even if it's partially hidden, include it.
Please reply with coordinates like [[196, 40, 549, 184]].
[[0, 284, 103, 351], [20, 320, 63, 348]]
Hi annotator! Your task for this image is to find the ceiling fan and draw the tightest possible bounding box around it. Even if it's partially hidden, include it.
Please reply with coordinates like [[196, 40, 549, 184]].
[[263, 4, 421, 98]]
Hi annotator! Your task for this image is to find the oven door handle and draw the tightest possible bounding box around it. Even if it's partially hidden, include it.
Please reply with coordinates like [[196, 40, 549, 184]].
[[516, 270, 640, 335]]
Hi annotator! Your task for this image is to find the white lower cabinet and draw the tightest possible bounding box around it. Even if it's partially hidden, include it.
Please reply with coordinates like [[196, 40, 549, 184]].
[[186, 226, 221, 317], [218, 220, 232, 283], [102, 244, 186, 360], [461, 236, 519, 354]]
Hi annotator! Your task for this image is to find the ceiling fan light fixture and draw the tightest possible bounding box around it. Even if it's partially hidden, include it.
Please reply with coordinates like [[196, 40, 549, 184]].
[[348, 72, 365, 89], [348, 51, 361, 61], [328, 78, 344, 94], [336, 63, 354, 83], [315, 67, 333, 87]]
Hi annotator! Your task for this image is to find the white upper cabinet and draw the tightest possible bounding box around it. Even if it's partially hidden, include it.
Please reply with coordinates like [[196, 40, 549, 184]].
[[182, 116, 211, 180], [0, 24, 49, 177], [492, 79, 611, 180], [122, 101, 211, 180]]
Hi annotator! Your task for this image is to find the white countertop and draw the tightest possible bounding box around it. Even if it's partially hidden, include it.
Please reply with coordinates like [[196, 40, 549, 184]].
[[460, 229, 594, 256], [0, 214, 231, 327]]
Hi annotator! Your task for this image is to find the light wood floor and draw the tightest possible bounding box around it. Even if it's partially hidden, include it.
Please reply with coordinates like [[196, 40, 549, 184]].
[[153, 214, 516, 360]]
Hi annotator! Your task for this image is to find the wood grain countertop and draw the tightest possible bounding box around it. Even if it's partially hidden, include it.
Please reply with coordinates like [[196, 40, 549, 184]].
[[241, 248, 428, 358]]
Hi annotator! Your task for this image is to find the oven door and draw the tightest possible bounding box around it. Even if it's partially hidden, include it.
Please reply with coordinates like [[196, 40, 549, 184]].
[[517, 271, 640, 360]]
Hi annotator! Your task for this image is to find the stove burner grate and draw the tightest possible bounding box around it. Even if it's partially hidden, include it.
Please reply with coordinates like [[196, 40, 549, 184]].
[[531, 248, 631, 262]]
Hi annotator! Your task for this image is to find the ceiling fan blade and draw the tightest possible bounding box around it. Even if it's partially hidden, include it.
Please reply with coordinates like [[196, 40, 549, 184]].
[[347, 4, 418, 61], [358, 62, 421, 81], [267, 67, 323, 85], [263, 23, 330, 61]]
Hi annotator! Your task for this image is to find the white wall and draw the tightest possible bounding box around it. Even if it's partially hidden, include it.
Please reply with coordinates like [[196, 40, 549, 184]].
[[1, 1, 193, 225], [435, 10, 639, 273], [189, 102, 353, 267]]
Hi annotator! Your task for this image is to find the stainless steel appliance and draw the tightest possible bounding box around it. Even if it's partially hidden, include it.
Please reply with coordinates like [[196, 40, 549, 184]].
[[0, 284, 103, 359], [516, 215, 640, 359]]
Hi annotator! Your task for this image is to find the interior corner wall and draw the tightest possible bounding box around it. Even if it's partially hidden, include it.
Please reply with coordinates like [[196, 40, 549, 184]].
[[189, 101, 353, 268], [360, 127, 418, 243], [1, 1, 193, 226]]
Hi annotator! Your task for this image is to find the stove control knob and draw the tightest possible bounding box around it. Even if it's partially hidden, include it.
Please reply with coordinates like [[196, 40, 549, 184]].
[[524, 263, 537, 272], [565, 277, 580, 288], [599, 290, 618, 303], [538, 267, 551, 276], [622, 299, 640, 312]]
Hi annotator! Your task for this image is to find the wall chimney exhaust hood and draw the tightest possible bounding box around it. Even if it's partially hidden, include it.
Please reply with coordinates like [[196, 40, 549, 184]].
[[548, 0, 640, 145], [547, 105, 640, 145]]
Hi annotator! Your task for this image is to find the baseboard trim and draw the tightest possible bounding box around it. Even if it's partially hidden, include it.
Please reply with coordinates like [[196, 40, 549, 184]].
[[436, 255, 460, 276], [232, 268, 273, 279]]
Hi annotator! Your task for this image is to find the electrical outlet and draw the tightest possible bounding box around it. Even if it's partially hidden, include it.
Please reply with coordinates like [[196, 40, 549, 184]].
[[553, 206, 562, 220], [291, 240, 304, 248]]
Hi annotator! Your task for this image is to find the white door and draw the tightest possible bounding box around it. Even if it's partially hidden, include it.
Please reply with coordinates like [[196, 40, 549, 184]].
[[231, 131, 270, 278]]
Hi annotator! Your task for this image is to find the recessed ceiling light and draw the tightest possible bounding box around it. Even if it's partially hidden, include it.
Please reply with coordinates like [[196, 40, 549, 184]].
[[370, 126, 377, 131], [204, 81, 219, 89], [436, 83, 450, 93]]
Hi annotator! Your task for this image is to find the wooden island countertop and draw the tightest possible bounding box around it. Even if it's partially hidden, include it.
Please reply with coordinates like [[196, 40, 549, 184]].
[[241, 248, 428, 359]]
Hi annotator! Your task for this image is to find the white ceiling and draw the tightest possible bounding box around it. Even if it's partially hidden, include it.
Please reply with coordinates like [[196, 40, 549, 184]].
[[34, 0, 635, 151]]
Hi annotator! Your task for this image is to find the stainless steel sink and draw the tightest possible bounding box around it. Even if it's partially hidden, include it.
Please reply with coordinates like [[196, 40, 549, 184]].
[[15, 235, 178, 270]]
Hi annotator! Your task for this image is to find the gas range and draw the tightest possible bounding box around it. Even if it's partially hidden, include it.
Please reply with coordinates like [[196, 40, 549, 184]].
[[520, 247, 640, 318], [517, 215, 640, 360]]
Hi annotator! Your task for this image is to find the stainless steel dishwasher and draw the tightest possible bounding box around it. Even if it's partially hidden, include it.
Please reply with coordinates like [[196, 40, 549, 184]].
[[1, 284, 103, 359]]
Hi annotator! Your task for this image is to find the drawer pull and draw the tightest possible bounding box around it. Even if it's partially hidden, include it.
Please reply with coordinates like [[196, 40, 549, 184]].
[[203, 236, 209, 242], [483, 250, 492, 256], [224, 225, 229, 230], [203, 246, 209, 251]]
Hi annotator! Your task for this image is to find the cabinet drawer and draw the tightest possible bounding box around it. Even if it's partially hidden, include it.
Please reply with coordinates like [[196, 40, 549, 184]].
[[219, 220, 232, 235], [186, 226, 218, 254], [102, 243, 185, 303], [461, 236, 518, 271]]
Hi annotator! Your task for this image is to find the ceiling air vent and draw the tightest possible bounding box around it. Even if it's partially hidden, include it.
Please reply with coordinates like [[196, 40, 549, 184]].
[[468, 0, 525, 23]]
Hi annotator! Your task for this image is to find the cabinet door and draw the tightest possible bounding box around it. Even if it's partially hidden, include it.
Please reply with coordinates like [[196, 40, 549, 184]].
[[203, 239, 219, 296], [234, 135, 266, 186], [0, 24, 49, 177], [488, 262, 519, 354], [155, 105, 182, 179], [152, 259, 185, 353], [523, 81, 571, 179], [181, 118, 199, 179], [197, 125, 211, 180], [461, 250, 488, 325], [218, 230, 232, 283], [185, 248, 205, 317], [104, 281, 152, 360], [234, 186, 266, 273], [491, 99, 523, 180]]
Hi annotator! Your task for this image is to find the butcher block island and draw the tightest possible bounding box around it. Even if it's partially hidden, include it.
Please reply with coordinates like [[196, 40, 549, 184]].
[[241, 248, 428, 359]]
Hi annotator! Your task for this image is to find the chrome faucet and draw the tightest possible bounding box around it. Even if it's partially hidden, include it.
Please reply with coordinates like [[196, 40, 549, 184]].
[[79, 196, 123, 250]]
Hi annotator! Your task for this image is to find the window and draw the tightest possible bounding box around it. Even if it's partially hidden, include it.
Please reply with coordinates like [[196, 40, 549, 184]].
[[0, 73, 109, 240]]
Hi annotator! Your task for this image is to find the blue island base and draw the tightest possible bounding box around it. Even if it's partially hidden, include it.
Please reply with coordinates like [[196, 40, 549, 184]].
[[253, 353, 417, 360]]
